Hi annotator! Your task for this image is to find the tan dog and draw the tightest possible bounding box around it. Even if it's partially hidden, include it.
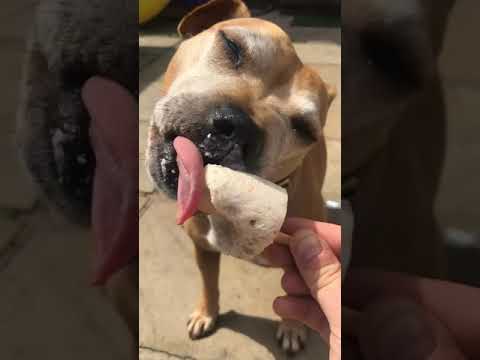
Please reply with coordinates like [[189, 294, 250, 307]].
[[342, 0, 455, 278], [146, 0, 335, 353]]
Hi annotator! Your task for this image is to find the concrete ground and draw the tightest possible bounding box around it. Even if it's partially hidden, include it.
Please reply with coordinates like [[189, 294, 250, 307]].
[[139, 9, 340, 360]]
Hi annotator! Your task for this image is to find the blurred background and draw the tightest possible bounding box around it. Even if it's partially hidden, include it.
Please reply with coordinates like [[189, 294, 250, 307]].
[[0, 1, 131, 359], [437, 0, 480, 287]]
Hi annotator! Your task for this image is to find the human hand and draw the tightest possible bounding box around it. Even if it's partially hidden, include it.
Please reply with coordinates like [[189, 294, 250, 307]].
[[343, 270, 480, 360], [262, 218, 341, 359]]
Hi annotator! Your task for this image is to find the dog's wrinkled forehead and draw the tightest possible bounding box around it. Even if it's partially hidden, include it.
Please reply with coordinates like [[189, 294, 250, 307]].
[[162, 18, 301, 96], [155, 15, 335, 143]]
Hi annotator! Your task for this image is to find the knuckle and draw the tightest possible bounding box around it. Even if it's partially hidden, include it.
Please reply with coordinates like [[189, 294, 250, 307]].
[[299, 246, 337, 272]]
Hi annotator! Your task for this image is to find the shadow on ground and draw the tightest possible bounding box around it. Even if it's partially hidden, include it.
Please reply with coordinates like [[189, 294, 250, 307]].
[[216, 311, 326, 359]]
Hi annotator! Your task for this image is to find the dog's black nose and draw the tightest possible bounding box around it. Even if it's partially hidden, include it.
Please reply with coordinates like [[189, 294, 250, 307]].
[[211, 107, 236, 137], [208, 104, 258, 140], [201, 104, 264, 170]]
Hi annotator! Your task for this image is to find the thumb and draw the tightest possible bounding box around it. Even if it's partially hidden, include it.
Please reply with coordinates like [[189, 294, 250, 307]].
[[289, 229, 341, 330]]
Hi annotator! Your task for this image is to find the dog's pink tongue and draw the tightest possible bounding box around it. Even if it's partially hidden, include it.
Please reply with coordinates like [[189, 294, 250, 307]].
[[82, 76, 138, 286], [173, 137, 204, 225]]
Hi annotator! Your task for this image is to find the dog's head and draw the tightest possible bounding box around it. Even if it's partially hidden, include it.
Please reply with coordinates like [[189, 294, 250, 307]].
[[147, 0, 335, 197], [342, 0, 455, 176]]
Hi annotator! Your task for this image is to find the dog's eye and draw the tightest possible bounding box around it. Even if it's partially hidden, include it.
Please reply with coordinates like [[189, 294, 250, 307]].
[[291, 116, 316, 143], [220, 31, 242, 68]]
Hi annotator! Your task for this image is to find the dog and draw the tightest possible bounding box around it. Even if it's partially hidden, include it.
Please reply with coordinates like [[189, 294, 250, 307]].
[[146, 0, 335, 353], [16, 0, 138, 356], [342, 0, 456, 279]]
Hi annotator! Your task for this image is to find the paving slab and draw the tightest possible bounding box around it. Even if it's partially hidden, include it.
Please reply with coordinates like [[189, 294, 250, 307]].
[[0, 46, 26, 127], [0, 215, 23, 252], [0, 44, 37, 211], [0, 142, 37, 210], [140, 159, 155, 194], [0, 12, 38, 210], [324, 139, 340, 202]]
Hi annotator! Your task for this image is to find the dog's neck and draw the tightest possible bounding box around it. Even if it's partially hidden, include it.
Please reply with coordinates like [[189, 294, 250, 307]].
[[283, 142, 327, 221]]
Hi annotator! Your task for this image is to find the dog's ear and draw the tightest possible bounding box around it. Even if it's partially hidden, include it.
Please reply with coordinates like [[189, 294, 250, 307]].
[[178, 0, 251, 38]]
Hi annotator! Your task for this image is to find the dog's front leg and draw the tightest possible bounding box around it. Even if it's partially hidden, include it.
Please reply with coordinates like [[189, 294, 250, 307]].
[[188, 242, 220, 339]]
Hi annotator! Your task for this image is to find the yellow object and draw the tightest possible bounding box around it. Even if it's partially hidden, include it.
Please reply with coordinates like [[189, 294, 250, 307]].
[[139, 0, 170, 25]]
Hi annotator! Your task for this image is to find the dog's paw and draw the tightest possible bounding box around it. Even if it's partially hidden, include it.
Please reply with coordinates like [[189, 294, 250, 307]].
[[276, 320, 308, 353], [187, 310, 217, 339]]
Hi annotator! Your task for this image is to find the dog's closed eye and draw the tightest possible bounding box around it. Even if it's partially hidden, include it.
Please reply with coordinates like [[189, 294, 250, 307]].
[[290, 116, 316, 143], [220, 30, 242, 68]]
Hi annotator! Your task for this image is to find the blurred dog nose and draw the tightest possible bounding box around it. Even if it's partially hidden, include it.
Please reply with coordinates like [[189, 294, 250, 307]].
[[205, 103, 264, 166], [209, 104, 257, 141]]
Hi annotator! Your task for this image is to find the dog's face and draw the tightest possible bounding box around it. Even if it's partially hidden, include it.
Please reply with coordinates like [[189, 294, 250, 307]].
[[18, 0, 138, 225], [342, 0, 454, 176], [147, 16, 333, 197]]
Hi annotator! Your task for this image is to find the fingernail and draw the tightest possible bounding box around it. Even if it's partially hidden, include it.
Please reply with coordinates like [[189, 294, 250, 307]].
[[292, 229, 322, 268]]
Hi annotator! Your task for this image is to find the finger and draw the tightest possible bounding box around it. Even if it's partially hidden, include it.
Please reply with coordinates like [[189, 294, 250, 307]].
[[274, 232, 291, 245], [289, 229, 341, 333], [281, 270, 310, 295], [344, 270, 480, 357], [282, 218, 341, 256], [260, 243, 293, 268], [273, 296, 330, 341]]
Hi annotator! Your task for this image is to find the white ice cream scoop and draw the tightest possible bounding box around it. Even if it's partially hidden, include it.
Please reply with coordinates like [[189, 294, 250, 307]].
[[199, 164, 288, 259], [173, 136, 288, 259]]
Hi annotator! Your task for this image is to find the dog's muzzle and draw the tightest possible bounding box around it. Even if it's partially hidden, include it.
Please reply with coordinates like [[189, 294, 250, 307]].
[[148, 103, 265, 197]]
